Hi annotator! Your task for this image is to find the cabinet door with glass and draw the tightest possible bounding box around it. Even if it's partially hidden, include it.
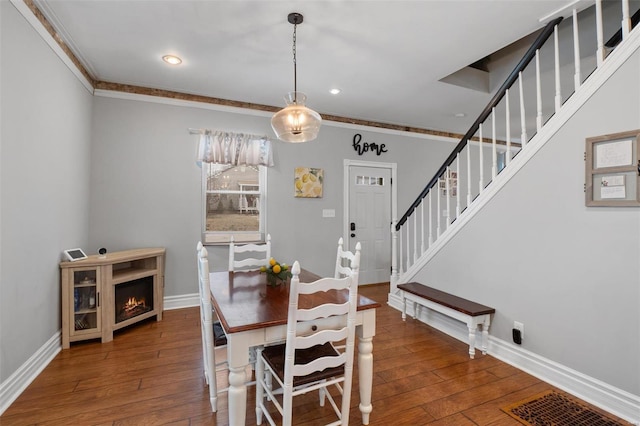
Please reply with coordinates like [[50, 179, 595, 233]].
[[61, 267, 102, 348]]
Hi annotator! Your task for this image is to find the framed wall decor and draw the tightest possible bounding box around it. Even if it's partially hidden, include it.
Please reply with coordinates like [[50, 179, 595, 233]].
[[585, 129, 640, 206], [439, 170, 457, 197], [294, 167, 323, 198]]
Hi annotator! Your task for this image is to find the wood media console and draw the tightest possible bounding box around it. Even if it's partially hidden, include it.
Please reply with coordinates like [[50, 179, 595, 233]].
[[60, 248, 165, 349]]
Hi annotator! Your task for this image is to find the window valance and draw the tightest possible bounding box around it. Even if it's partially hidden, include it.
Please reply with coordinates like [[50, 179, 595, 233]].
[[194, 129, 274, 167]]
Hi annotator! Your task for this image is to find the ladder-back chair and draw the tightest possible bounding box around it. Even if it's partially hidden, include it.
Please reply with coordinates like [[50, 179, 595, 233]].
[[197, 243, 228, 411], [335, 237, 361, 278], [255, 246, 361, 426]]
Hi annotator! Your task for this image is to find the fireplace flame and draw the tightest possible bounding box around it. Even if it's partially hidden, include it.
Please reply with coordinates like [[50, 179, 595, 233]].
[[124, 296, 146, 312]]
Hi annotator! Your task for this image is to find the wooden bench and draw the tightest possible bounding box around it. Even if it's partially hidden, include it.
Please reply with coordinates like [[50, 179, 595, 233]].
[[398, 282, 495, 359]]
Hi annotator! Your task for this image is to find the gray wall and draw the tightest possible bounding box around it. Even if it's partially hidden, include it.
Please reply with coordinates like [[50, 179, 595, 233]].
[[0, 2, 93, 381], [89, 96, 454, 296], [414, 50, 640, 395]]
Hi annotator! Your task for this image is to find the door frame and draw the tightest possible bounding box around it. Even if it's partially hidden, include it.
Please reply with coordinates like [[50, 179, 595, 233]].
[[343, 159, 397, 255]]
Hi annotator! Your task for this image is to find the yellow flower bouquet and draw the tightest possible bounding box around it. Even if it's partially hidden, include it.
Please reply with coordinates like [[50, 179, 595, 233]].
[[260, 258, 292, 286]]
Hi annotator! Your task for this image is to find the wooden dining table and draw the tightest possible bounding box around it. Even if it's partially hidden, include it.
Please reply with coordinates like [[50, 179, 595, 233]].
[[209, 269, 380, 426]]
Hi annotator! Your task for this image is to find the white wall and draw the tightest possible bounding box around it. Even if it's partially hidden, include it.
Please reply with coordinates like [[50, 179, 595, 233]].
[[413, 49, 640, 396], [0, 2, 93, 382], [89, 94, 455, 297]]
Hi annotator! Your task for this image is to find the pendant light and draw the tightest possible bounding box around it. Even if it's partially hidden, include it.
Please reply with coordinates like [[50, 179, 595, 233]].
[[271, 13, 322, 143]]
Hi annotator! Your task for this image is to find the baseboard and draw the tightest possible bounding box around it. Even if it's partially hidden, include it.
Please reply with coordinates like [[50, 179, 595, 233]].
[[0, 332, 61, 415], [163, 293, 198, 310], [388, 293, 640, 425]]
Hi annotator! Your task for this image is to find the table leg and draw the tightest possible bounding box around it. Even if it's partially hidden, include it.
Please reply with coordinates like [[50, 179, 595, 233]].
[[358, 335, 374, 425], [227, 340, 249, 426]]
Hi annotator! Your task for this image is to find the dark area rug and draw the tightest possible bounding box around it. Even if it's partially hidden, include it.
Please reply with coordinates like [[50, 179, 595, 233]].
[[502, 390, 629, 426]]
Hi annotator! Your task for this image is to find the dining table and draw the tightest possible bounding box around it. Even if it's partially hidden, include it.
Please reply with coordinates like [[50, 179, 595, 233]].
[[209, 268, 380, 426]]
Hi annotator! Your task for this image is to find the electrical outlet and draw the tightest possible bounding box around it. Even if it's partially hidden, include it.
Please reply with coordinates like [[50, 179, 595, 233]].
[[514, 321, 524, 339]]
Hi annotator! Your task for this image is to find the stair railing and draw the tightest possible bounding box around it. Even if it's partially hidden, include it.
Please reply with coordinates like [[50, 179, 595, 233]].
[[391, 0, 637, 286]]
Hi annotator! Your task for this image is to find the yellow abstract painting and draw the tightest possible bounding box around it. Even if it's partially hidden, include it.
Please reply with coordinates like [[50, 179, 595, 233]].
[[294, 167, 323, 198]]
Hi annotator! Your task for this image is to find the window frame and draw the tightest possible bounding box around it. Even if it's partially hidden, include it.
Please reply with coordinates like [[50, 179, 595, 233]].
[[201, 164, 267, 245]]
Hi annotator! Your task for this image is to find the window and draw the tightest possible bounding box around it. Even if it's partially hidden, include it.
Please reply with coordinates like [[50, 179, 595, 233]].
[[202, 163, 267, 244]]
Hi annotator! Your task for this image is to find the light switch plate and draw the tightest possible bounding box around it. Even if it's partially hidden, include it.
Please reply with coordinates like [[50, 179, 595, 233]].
[[322, 209, 336, 218]]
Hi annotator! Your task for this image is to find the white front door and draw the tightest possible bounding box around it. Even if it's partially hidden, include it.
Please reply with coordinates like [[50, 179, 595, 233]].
[[347, 163, 393, 285]]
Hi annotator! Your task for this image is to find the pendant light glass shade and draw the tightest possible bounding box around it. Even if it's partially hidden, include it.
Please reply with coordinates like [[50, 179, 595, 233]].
[[272, 13, 321, 143], [271, 92, 322, 143]]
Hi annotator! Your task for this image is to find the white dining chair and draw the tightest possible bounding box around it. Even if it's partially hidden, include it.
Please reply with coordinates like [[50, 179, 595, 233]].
[[255, 246, 361, 426], [335, 237, 361, 278], [228, 234, 271, 272], [197, 243, 229, 412]]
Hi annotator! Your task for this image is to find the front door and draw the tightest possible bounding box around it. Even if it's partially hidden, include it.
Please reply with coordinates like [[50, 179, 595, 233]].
[[347, 164, 392, 285]]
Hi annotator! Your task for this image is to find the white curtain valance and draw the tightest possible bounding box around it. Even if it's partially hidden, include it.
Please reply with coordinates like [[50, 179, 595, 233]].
[[194, 129, 274, 167]]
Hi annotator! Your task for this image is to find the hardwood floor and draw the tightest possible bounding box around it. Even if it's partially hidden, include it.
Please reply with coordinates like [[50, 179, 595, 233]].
[[1, 284, 629, 425]]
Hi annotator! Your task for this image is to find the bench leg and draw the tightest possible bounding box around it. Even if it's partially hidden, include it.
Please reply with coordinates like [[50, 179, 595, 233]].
[[467, 325, 477, 359], [401, 295, 407, 321], [481, 317, 491, 355]]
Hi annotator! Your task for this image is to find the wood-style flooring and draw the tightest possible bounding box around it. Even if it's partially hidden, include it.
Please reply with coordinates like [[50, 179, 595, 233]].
[[1, 284, 630, 425]]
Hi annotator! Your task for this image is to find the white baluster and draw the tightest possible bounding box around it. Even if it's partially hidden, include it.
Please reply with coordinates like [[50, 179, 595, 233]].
[[437, 180, 441, 238], [428, 190, 433, 245], [554, 24, 562, 112], [420, 199, 425, 255], [535, 49, 543, 132], [445, 167, 451, 228], [466, 141, 472, 207], [505, 89, 511, 165], [491, 108, 497, 179], [456, 154, 461, 218], [518, 72, 527, 148], [398, 226, 403, 275], [413, 210, 418, 263], [573, 8, 581, 91], [405, 222, 410, 271], [390, 220, 398, 285], [479, 123, 484, 194], [596, 0, 604, 66], [622, 0, 631, 39]]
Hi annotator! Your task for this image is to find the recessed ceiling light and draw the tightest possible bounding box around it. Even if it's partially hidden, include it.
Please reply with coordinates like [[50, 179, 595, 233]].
[[330, 88, 341, 95], [162, 55, 182, 65], [454, 112, 466, 118]]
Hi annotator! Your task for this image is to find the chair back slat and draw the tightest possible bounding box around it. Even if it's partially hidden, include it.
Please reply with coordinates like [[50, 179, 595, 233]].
[[295, 328, 349, 350], [296, 276, 352, 294], [297, 303, 350, 321], [228, 234, 271, 272], [291, 353, 347, 377]]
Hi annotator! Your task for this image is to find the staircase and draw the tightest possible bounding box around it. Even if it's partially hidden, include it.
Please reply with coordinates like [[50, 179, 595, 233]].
[[391, 0, 640, 293]]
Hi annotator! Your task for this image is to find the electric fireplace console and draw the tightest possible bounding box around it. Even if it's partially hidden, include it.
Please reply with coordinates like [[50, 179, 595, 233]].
[[60, 248, 165, 349]]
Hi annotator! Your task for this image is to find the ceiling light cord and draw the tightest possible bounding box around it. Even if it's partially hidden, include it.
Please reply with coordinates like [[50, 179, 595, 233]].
[[292, 21, 297, 103]]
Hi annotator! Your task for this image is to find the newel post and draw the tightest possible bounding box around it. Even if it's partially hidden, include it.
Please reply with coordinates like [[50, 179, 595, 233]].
[[390, 220, 399, 292]]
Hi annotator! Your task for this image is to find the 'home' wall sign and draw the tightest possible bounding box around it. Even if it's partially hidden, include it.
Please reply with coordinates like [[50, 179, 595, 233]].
[[353, 133, 387, 156]]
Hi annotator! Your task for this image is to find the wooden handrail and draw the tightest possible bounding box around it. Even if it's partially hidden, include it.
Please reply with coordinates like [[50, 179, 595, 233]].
[[396, 17, 563, 230]]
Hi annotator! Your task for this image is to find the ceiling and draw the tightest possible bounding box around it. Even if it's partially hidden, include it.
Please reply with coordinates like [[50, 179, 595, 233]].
[[31, 0, 577, 136]]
